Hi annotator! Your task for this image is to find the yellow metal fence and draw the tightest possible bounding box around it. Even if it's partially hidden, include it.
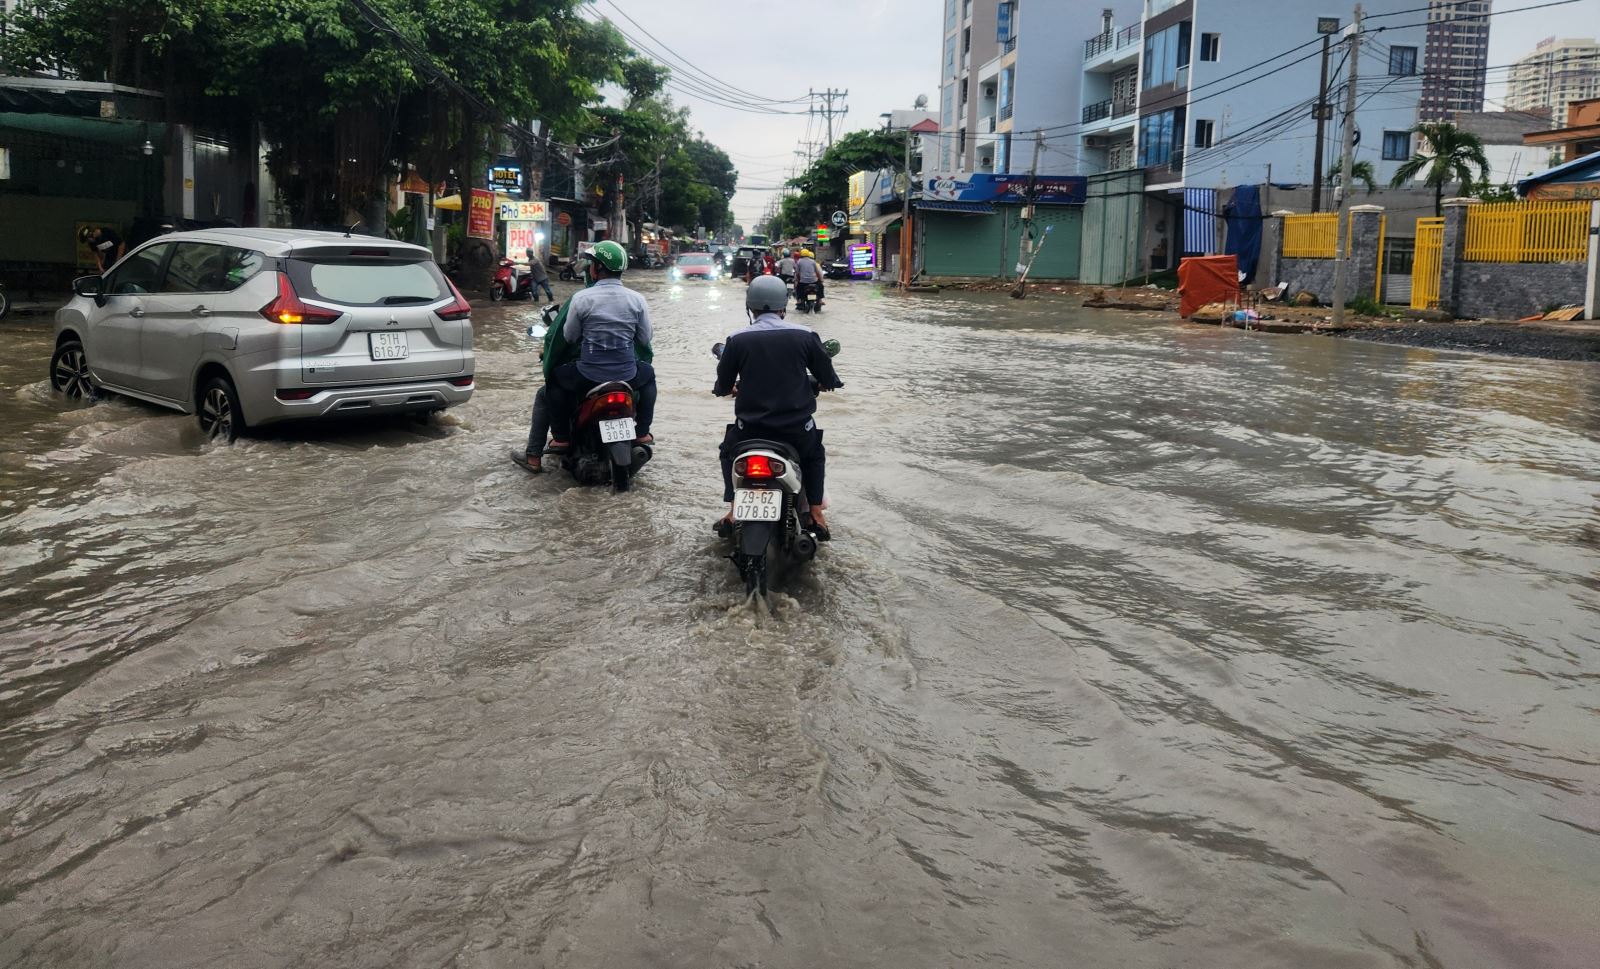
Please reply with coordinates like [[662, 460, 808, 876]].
[[1464, 201, 1590, 263], [1411, 217, 1444, 311], [1282, 213, 1339, 258]]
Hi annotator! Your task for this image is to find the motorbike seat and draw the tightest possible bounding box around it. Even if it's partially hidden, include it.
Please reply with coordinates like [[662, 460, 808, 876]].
[[736, 438, 801, 466], [584, 380, 634, 399]]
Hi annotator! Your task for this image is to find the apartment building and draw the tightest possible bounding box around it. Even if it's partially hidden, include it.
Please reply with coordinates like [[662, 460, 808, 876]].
[[1132, 0, 1427, 192], [1419, 0, 1492, 121], [1507, 37, 1600, 123], [938, 1, 1142, 177]]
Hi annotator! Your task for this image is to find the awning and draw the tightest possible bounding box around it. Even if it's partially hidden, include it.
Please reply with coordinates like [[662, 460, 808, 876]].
[[0, 111, 166, 146], [915, 200, 995, 214], [858, 211, 904, 234], [431, 192, 518, 211]]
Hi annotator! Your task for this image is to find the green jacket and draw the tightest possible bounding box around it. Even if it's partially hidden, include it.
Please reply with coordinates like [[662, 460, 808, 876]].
[[541, 288, 654, 380]]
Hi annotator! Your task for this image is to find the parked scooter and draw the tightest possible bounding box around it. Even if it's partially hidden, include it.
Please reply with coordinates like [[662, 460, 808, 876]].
[[711, 338, 841, 596], [527, 321, 652, 491], [490, 258, 536, 301]]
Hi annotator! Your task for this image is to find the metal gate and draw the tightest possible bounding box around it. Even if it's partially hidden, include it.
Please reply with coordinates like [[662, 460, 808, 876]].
[[1384, 237, 1415, 305], [1410, 217, 1444, 310]]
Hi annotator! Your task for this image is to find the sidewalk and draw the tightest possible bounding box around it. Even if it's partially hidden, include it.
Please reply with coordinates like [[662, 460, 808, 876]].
[[3, 298, 64, 320]]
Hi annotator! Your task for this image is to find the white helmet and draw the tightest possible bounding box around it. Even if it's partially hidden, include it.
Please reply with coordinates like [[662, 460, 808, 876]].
[[746, 275, 789, 314]]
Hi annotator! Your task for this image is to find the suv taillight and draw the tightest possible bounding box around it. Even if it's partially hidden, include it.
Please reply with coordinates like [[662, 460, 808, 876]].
[[260, 272, 340, 325], [436, 278, 472, 321]]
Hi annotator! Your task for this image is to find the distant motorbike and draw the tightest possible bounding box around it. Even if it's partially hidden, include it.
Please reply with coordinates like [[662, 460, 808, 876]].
[[824, 260, 851, 280], [528, 320, 651, 492], [794, 281, 823, 314], [557, 260, 580, 282], [712, 338, 841, 596], [489, 259, 536, 301]]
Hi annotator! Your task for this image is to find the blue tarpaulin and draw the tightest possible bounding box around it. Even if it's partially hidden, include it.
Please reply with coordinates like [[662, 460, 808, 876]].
[[1223, 184, 1263, 283]]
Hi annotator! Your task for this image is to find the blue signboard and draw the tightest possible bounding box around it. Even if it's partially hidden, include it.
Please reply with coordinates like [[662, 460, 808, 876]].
[[924, 173, 1087, 205]]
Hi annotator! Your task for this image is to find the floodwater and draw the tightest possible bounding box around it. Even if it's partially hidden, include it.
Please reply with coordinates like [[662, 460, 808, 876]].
[[2, 277, 1598, 968]]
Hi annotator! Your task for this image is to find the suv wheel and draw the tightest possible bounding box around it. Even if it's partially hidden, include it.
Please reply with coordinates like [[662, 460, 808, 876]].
[[49, 339, 97, 400], [197, 374, 245, 443]]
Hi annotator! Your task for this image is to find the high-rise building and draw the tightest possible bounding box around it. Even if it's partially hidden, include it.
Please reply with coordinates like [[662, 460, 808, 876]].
[[1507, 37, 1600, 123], [1419, 0, 1492, 121], [936, 0, 1002, 175]]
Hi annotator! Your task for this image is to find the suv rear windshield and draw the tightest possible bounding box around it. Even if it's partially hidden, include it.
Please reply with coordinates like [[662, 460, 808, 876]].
[[285, 258, 448, 306]]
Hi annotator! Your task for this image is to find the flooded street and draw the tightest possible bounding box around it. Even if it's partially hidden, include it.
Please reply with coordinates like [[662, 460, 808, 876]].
[[2, 277, 1598, 968]]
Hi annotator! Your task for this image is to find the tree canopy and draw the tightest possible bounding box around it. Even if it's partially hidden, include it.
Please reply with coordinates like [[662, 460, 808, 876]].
[[774, 128, 907, 238], [1, 0, 736, 233]]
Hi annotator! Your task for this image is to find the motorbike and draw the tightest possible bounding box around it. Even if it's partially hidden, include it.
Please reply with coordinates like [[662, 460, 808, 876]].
[[794, 281, 824, 314], [489, 259, 536, 301], [528, 320, 651, 492], [824, 260, 852, 280], [711, 338, 841, 596]]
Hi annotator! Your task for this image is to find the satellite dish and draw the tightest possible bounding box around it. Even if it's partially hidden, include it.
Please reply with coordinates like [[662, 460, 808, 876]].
[[914, 94, 929, 109]]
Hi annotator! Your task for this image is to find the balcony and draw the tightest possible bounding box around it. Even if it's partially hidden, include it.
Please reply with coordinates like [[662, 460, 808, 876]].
[[999, 103, 1013, 122], [982, 115, 996, 133], [1081, 97, 1137, 125], [1084, 23, 1142, 70], [1004, 37, 1016, 54]]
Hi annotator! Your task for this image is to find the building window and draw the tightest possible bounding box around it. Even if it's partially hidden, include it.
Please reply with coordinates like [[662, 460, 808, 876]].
[[962, 26, 971, 55], [1194, 119, 1215, 148], [1139, 108, 1185, 167], [1200, 33, 1220, 62], [1383, 130, 1412, 161], [1389, 46, 1417, 76], [1144, 21, 1193, 88]]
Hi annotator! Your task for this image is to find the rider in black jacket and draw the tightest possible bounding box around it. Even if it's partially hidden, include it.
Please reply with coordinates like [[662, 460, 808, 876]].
[[714, 275, 842, 536]]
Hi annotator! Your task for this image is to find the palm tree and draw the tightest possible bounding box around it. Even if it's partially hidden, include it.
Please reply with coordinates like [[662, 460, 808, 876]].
[[1327, 156, 1378, 196], [1388, 122, 1490, 217]]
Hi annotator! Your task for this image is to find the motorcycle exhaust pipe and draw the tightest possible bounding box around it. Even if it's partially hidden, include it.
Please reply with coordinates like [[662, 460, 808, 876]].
[[794, 533, 817, 560]]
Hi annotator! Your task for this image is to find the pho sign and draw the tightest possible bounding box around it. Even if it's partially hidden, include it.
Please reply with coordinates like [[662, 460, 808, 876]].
[[467, 189, 495, 240], [499, 200, 549, 222]]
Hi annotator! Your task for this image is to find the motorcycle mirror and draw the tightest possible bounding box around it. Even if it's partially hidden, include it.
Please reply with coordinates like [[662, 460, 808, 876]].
[[823, 339, 841, 358], [711, 341, 725, 359], [527, 323, 548, 339]]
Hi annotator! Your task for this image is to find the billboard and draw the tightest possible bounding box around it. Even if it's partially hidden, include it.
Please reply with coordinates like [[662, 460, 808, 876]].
[[924, 173, 1087, 205], [499, 200, 549, 222], [504, 221, 541, 256], [467, 189, 495, 239], [848, 242, 875, 278]]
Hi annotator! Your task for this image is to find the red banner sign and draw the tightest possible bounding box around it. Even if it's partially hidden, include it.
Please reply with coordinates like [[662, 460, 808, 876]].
[[467, 188, 495, 240]]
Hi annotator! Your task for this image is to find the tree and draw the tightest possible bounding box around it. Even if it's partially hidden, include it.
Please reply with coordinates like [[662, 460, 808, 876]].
[[1388, 122, 1490, 217], [1327, 156, 1377, 196], [776, 128, 907, 238]]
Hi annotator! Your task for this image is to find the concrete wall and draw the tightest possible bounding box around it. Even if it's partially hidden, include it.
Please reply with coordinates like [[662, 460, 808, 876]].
[[1455, 261, 1589, 319], [1272, 199, 1598, 317]]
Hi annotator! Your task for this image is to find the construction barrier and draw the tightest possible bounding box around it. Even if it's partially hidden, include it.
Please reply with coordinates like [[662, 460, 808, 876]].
[[1464, 201, 1590, 263]]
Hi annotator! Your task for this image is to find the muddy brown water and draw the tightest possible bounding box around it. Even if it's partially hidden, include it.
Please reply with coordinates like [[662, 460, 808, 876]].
[[2, 278, 1598, 968]]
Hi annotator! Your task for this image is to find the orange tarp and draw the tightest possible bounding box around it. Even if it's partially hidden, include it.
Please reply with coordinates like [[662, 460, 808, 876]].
[[1178, 255, 1239, 318]]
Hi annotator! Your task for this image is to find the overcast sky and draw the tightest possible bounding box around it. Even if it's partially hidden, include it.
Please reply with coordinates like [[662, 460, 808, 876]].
[[594, 0, 1599, 230]]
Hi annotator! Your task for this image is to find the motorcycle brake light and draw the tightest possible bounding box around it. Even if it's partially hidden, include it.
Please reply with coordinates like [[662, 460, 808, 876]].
[[603, 391, 630, 407], [737, 455, 786, 479]]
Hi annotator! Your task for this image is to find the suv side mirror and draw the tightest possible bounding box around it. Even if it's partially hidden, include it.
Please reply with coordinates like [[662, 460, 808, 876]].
[[72, 275, 103, 299]]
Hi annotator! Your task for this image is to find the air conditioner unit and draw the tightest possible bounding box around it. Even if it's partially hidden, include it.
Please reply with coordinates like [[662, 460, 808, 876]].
[[984, 85, 996, 98], [1085, 136, 1110, 149]]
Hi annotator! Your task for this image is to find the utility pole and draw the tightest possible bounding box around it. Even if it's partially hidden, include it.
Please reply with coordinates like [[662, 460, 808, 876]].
[[1330, 5, 1362, 326], [1311, 31, 1334, 213], [653, 154, 662, 232], [1018, 130, 1043, 277], [899, 122, 913, 290], [809, 89, 849, 149]]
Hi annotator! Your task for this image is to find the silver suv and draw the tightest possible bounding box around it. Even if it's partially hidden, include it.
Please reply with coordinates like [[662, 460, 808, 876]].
[[51, 228, 474, 441]]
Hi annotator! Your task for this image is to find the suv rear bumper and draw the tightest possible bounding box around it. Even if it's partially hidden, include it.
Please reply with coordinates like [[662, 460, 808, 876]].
[[248, 376, 473, 425]]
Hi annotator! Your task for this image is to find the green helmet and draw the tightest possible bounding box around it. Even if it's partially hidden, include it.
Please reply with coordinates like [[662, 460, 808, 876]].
[[589, 239, 628, 273]]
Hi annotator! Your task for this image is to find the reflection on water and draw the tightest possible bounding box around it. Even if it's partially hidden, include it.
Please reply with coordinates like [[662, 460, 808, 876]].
[[0, 280, 1597, 968]]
